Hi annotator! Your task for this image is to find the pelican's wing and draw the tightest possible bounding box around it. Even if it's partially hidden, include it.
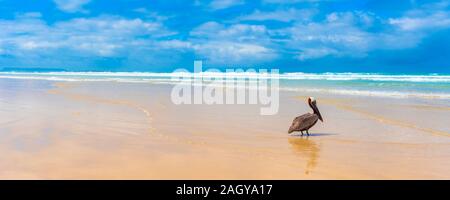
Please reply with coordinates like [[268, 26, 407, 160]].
[[294, 113, 319, 131]]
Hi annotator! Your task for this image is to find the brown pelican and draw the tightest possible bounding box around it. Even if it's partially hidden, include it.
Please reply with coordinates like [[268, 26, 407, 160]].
[[288, 97, 323, 136]]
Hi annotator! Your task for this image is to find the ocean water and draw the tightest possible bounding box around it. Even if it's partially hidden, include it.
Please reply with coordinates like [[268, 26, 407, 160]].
[[0, 72, 449, 99]]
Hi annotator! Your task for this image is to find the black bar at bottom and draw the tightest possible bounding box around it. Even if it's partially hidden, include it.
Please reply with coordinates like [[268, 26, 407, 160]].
[[0, 180, 447, 198]]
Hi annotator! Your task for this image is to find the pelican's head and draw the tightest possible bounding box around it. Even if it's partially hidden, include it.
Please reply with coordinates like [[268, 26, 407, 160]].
[[308, 97, 316, 104]]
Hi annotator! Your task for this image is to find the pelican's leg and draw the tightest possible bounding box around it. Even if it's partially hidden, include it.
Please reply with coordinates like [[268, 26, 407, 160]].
[[300, 131, 304, 136], [306, 130, 310, 136]]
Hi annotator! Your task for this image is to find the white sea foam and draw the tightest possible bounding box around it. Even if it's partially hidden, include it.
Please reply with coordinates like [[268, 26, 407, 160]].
[[281, 87, 450, 99], [1, 71, 449, 82], [281, 72, 450, 82]]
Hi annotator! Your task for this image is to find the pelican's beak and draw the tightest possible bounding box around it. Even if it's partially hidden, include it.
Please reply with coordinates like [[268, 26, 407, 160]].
[[312, 101, 323, 122]]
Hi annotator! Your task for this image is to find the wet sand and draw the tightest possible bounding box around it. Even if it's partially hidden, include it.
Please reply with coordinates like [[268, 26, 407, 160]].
[[0, 79, 449, 179]]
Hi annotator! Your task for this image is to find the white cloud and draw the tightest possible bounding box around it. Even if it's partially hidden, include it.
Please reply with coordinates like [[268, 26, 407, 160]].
[[389, 11, 450, 31], [263, 0, 325, 4], [16, 12, 42, 18], [282, 11, 374, 60], [389, 1, 450, 31], [189, 21, 277, 63], [297, 47, 338, 60], [158, 40, 193, 50], [3, 0, 449, 66], [191, 21, 268, 40], [276, 7, 449, 61], [133, 7, 171, 21], [208, 0, 244, 10], [0, 15, 175, 57], [193, 42, 276, 63], [53, 0, 91, 13], [0, 14, 278, 65], [238, 8, 317, 22]]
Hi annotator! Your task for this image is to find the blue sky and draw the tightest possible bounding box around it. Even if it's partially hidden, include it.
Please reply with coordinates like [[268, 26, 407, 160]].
[[0, 0, 449, 73]]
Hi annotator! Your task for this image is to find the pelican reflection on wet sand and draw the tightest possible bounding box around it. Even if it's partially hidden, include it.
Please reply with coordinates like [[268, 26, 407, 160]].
[[288, 137, 319, 175], [288, 97, 323, 136]]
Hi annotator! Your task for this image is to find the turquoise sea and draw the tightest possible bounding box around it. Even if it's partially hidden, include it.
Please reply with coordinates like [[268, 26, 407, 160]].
[[0, 72, 449, 99]]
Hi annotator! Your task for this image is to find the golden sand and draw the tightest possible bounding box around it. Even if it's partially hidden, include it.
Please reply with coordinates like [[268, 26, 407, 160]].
[[0, 81, 449, 179]]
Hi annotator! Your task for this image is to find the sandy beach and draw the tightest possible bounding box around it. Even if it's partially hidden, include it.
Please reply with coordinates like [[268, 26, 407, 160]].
[[0, 78, 449, 179]]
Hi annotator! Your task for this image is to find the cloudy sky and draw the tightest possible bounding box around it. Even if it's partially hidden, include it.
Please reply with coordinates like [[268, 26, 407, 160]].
[[0, 0, 449, 73]]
